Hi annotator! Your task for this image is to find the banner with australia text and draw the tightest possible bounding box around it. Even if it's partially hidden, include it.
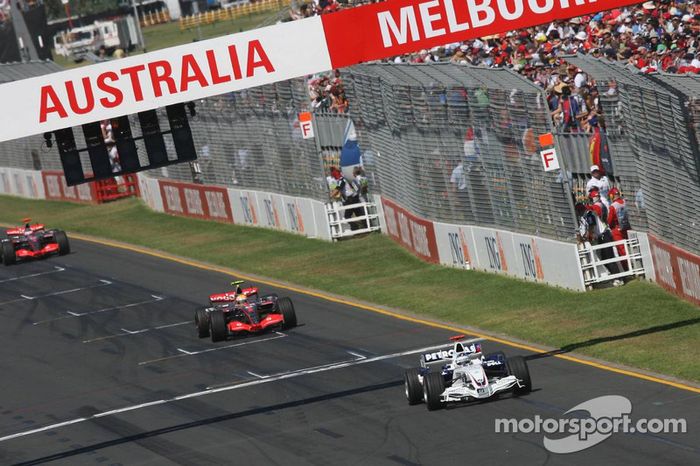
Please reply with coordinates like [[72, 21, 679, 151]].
[[0, 0, 641, 142]]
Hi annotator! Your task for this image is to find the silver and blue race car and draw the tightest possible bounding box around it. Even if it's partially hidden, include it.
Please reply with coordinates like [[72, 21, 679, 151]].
[[404, 336, 532, 410]]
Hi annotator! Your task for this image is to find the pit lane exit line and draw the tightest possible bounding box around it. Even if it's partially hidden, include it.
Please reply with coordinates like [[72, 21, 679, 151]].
[[0, 339, 457, 443]]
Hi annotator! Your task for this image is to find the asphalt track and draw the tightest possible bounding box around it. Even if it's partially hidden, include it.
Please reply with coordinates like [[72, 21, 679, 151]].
[[0, 239, 697, 465]]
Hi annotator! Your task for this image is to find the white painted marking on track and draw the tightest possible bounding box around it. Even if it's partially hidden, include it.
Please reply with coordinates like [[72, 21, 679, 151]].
[[5, 279, 113, 305], [137, 332, 287, 365], [347, 351, 367, 360], [82, 320, 189, 343], [247, 371, 264, 379], [0, 339, 468, 443], [33, 295, 165, 325], [0, 266, 65, 284]]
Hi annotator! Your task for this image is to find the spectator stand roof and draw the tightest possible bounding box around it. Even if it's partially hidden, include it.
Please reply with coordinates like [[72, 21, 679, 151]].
[[0, 60, 62, 84]]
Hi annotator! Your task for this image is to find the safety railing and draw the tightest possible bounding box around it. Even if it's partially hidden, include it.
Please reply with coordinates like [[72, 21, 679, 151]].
[[95, 174, 140, 203], [179, 0, 290, 31], [140, 8, 171, 27], [326, 201, 380, 240], [577, 236, 646, 289]]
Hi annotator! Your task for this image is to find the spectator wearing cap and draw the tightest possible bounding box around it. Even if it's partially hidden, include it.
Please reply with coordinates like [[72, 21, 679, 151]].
[[607, 187, 632, 269], [586, 164, 611, 206], [588, 188, 609, 224]]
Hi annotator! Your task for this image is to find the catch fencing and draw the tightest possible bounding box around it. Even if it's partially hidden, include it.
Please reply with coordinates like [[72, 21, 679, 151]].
[[565, 55, 700, 256], [0, 59, 699, 259]]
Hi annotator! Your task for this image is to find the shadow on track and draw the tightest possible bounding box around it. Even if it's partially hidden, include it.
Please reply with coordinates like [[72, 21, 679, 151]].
[[14, 380, 403, 466], [526, 317, 700, 361]]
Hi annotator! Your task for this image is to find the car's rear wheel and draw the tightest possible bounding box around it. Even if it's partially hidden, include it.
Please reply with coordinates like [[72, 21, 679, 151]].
[[55, 230, 70, 256], [195, 308, 210, 338], [404, 368, 423, 405], [423, 372, 446, 411], [210, 309, 227, 342], [278, 297, 297, 329], [506, 355, 532, 396], [2, 241, 15, 266]]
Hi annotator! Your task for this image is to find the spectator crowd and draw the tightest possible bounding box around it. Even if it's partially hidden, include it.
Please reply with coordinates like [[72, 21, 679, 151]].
[[295, 0, 700, 122]]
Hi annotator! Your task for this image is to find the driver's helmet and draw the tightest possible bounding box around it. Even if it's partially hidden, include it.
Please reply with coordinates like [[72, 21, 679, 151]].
[[24, 224, 32, 235], [236, 294, 248, 305]]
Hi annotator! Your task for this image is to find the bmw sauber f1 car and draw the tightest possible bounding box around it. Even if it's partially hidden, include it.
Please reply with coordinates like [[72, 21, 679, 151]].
[[404, 336, 532, 410], [195, 280, 297, 342], [1, 219, 70, 266]]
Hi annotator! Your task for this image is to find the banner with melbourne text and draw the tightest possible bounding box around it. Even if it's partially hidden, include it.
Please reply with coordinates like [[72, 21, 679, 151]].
[[0, 0, 641, 142]]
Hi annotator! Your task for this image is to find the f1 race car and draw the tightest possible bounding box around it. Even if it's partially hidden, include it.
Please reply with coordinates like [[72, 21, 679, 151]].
[[1, 219, 70, 266], [194, 280, 297, 342], [404, 336, 532, 410]]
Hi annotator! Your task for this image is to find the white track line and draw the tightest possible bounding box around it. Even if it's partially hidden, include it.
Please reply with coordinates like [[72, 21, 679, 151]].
[[1, 280, 113, 306], [0, 340, 472, 443], [34, 295, 165, 326], [0, 266, 65, 284], [246, 371, 264, 379], [137, 332, 288, 366], [82, 321, 189, 344]]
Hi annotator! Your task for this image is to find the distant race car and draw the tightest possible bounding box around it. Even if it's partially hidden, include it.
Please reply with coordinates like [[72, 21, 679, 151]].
[[404, 336, 532, 410], [195, 280, 297, 342], [1, 219, 70, 266]]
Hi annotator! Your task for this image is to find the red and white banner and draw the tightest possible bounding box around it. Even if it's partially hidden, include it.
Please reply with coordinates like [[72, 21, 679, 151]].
[[0, 0, 640, 142], [382, 197, 439, 263], [42, 170, 96, 203], [648, 234, 700, 306], [159, 179, 233, 222]]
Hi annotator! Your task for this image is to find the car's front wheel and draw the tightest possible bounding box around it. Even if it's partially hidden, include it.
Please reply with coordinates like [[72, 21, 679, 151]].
[[506, 355, 532, 396], [404, 368, 423, 405], [55, 230, 70, 256], [277, 297, 297, 329], [210, 309, 227, 342], [423, 372, 446, 411]]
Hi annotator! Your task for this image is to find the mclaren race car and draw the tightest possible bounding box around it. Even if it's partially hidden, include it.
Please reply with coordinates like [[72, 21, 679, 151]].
[[404, 336, 532, 410], [194, 280, 297, 342], [1, 219, 70, 265]]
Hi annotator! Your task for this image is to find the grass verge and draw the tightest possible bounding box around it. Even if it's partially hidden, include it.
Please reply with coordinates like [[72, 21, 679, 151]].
[[1, 196, 698, 383]]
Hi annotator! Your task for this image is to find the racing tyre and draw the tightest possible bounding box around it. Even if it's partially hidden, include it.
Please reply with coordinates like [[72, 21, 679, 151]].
[[404, 368, 423, 405], [2, 241, 15, 266], [55, 230, 70, 256], [278, 297, 297, 329], [423, 372, 446, 411], [209, 309, 228, 342], [506, 355, 532, 396], [195, 308, 210, 338]]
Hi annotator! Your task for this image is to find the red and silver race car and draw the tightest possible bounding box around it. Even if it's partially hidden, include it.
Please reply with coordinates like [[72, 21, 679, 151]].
[[195, 280, 297, 342], [1, 219, 70, 265]]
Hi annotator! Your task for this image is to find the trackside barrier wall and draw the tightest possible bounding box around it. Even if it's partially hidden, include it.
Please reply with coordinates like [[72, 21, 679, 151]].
[[648, 234, 700, 306], [142, 174, 331, 240], [0, 167, 44, 200], [380, 196, 585, 291]]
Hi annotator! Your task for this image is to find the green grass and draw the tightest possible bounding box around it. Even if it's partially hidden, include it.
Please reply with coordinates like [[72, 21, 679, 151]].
[[52, 10, 283, 69], [1, 196, 698, 383]]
